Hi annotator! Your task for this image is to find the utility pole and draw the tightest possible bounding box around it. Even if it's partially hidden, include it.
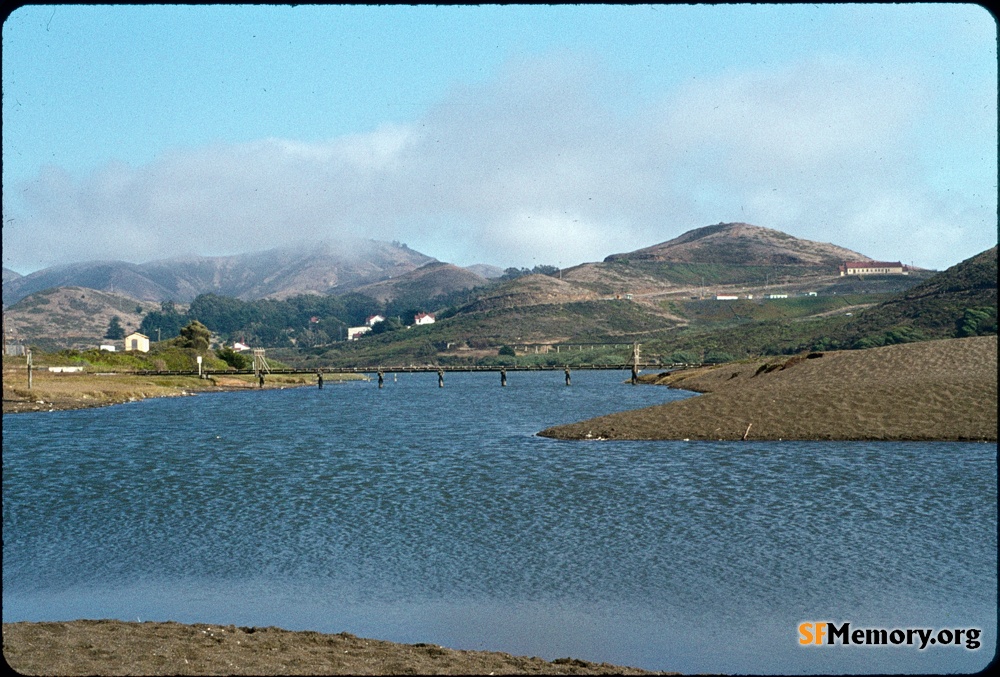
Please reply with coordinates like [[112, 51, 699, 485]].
[[26, 348, 32, 390]]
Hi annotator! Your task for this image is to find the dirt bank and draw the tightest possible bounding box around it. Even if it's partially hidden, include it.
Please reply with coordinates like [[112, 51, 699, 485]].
[[1, 620, 668, 676], [1, 371, 356, 414], [539, 335, 997, 441]]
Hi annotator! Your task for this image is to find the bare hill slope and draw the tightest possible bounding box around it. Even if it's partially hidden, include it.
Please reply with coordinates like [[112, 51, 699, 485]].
[[604, 222, 870, 266], [3, 287, 160, 351], [2, 240, 435, 306], [353, 262, 488, 304]]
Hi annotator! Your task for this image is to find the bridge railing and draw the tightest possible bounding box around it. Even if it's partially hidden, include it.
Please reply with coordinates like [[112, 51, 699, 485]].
[[101, 363, 704, 377]]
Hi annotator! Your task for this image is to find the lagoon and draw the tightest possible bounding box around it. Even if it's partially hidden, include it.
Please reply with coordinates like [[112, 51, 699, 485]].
[[3, 371, 996, 674]]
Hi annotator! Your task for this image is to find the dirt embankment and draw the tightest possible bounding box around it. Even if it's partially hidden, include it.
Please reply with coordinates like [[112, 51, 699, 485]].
[[2, 620, 669, 676], [540, 335, 997, 442], [1, 371, 348, 414]]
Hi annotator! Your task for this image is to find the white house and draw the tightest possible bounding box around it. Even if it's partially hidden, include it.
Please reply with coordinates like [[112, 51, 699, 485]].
[[124, 332, 150, 353], [99, 344, 117, 352], [348, 326, 372, 340], [366, 315, 385, 327], [233, 341, 251, 352], [414, 312, 436, 325]]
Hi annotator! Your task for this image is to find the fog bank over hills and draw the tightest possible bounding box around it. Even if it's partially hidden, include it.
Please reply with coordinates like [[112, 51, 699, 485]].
[[2, 240, 436, 307], [1, 222, 955, 311]]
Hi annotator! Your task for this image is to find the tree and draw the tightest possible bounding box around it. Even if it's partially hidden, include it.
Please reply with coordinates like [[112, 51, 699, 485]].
[[178, 320, 211, 352], [216, 345, 251, 370], [370, 317, 403, 335], [140, 300, 186, 341], [104, 316, 125, 340], [500, 264, 559, 281]]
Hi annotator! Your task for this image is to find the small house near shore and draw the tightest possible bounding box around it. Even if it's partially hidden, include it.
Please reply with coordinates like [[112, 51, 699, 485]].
[[414, 312, 436, 325], [124, 332, 150, 353], [347, 326, 372, 341]]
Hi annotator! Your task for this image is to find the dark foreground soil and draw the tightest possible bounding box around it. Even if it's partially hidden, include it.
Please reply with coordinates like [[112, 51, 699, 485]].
[[2, 620, 669, 676], [540, 335, 997, 441]]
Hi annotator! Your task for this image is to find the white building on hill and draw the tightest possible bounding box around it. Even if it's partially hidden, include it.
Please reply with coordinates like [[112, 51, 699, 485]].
[[839, 261, 907, 276]]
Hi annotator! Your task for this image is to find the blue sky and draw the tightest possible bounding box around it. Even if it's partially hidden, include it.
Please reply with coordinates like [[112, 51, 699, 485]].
[[2, 4, 996, 274]]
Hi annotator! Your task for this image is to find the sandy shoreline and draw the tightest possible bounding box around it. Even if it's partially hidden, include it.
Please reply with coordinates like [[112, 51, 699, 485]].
[[539, 335, 997, 441], [1, 372, 348, 415], [1, 620, 668, 676]]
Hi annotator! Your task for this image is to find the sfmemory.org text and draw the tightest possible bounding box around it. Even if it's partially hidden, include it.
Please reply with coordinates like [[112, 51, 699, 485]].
[[799, 622, 981, 650]]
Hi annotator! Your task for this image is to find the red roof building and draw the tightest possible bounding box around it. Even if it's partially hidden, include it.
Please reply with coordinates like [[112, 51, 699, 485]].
[[839, 261, 907, 276]]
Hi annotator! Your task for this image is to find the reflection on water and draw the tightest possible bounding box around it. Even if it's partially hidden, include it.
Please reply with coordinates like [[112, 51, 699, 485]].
[[3, 371, 996, 674]]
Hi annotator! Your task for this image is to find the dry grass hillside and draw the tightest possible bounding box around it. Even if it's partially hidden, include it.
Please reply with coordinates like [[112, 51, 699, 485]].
[[460, 274, 598, 312], [3, 287, 160, 351], [604, 222, 869, 266], [353, 262, 488, 303]]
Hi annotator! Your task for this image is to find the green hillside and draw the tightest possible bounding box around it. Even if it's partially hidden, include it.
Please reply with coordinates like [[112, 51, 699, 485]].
[[291, 299, 676, 368], [645, 246, 997, 360]]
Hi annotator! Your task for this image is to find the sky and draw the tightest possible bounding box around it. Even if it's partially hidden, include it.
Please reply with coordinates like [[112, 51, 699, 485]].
[[2, 3, 997, 275]]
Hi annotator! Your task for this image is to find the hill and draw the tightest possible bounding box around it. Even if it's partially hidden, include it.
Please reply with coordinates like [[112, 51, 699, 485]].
[[312, 243, 991, 368], [456, 273, 598, 312], [644, 245, 997, 360], [3, 287, 161, 352], [841, 245, 997, 345], [561, 222, 904, 299], [604, 222, 870, 266], [1, 240, 435, 306], [2, 267, 23, 284], [352, 262, 489, 304], [464, 263, 504, 279]]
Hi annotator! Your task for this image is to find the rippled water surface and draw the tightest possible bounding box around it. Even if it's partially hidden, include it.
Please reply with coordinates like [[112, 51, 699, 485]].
[[3, 371, 996, 673]]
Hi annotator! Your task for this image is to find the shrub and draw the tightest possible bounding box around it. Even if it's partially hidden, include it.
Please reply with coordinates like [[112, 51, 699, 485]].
[[216, 346, 251, 370]]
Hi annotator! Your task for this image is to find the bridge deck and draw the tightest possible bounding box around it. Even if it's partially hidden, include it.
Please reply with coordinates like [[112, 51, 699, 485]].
[[122, 363, 696, 377]]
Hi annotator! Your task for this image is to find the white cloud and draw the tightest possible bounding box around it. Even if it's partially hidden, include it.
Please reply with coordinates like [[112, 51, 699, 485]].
[[2, 51, 994, 274]]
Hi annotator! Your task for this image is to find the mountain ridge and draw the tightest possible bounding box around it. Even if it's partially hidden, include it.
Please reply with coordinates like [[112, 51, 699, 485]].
[[2, 240, 436, 307]]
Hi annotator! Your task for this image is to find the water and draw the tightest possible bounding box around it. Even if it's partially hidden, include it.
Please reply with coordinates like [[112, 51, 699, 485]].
[[3, 370, 996, 674]]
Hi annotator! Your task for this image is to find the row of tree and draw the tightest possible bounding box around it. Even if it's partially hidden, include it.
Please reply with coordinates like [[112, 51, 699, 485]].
[[500, 264, 560, 280], [134, 292, 453, 349]]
